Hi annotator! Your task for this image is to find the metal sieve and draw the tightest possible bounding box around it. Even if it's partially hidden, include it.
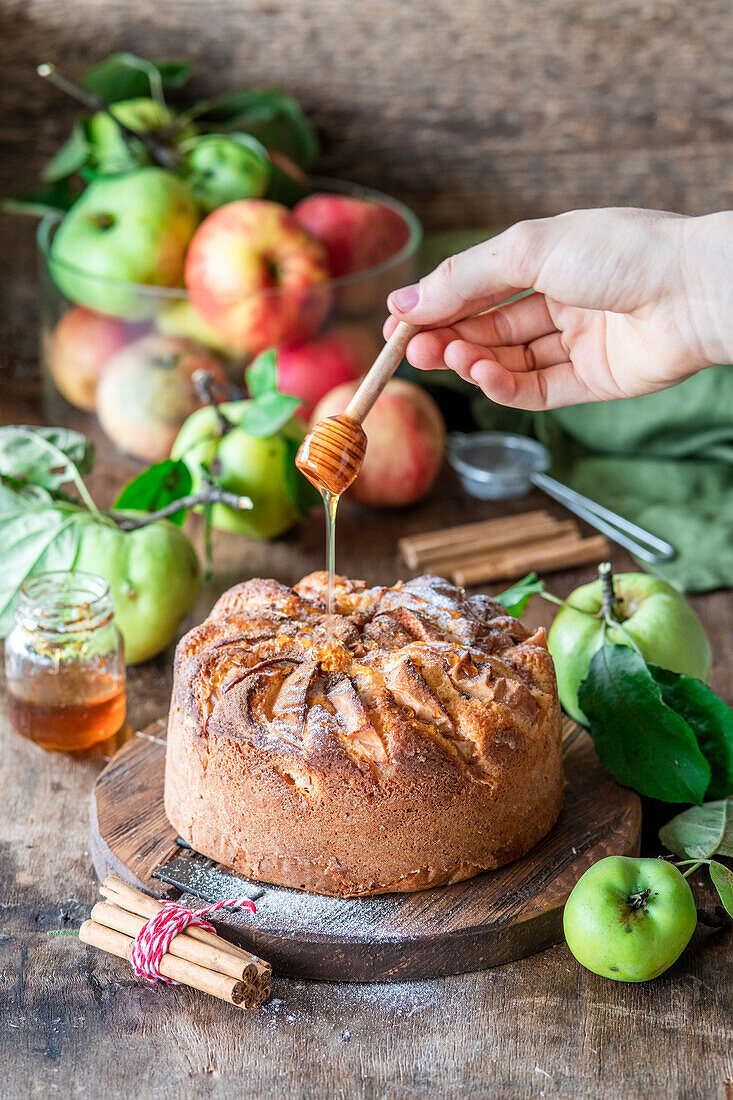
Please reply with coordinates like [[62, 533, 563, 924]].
[[447, 431, 675, 564]]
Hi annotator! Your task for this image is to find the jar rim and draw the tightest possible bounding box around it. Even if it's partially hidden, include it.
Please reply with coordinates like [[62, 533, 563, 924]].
[[17, 571, 114, 634]]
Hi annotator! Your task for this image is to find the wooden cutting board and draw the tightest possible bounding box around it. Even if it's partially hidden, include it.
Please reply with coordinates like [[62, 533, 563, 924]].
[[90, 716, 641, 982]]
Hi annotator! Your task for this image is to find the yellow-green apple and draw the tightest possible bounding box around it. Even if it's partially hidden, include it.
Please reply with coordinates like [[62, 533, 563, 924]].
[[548, 573, 713, 725], [46, 306, 130, 411], [49, 168, 199, 318], [310, 378, 445, 507], [276, 323, 379, 420], [155, 299, 245, 361], [75, 517, 200, 664], [179, 134, 270, 213], [96, 334, 227, 462], [172, 403, 307, 539], [563, 856, 697, 982], [184, 199, 331, 353], [87, 98, 194, 175]]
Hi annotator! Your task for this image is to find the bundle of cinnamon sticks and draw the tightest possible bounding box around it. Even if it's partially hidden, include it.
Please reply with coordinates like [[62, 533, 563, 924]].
[[79, 875, 271, 1010], [398, 509, 608, 586]]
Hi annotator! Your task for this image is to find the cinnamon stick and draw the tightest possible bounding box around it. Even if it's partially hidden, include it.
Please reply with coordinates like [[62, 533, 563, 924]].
[[90, 901, 259, 984], [101, 875, 270, 984], [451, 533, 609, 585], [404, 518, 578, 569], [79, 919, 267, 1009], [398, 509, 555, 564]]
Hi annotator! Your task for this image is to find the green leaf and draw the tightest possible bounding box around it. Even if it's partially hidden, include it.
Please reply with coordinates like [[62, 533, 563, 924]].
[[194, 89, 318, 168], [0, 481, 92, 636], [42, 120, 91, 182], [0, 179, 76, 218], [0, 427, 94, 492], [114, 459, 192, 526], [81, 53, 191, 103], [649, 666, 733, 800], [578, 642, 711, 803], [238, 393, 301, 438], [659, 799, 732, 860], [709, 860, 733, 917], [246, 349, 278, 399], [494, 573, 545, 617]]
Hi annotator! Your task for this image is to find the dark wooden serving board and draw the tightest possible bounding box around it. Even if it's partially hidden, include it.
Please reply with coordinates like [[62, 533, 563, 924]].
[[91, 716, 641, 982]]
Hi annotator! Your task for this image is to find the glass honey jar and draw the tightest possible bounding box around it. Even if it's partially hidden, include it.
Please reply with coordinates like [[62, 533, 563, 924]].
[[5, 571, 126, 752]]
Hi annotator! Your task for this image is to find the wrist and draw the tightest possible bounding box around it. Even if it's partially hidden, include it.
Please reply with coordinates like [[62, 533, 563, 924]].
[[681, 212, 733, 366]]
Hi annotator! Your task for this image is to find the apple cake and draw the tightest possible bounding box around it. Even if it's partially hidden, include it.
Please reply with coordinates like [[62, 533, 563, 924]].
[[164, 572, 564, 897]]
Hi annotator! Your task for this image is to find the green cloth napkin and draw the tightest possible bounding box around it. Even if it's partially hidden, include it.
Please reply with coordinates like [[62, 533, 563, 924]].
[[420, 231, 733, 593]]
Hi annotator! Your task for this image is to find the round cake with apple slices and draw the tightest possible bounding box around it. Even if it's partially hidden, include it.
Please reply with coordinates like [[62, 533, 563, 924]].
[[164, 572, 564, 897]]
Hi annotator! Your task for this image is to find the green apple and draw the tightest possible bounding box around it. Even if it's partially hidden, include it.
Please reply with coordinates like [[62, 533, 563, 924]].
[[563, 856, 697, 981], [548, 573, 712, 725], [75, 516, 200, 664], [88, 97, 195, 175], [171, 402, 306, 539], [179, 133, 271, 213], [49, 168, 199, 318], [155, 299, 245, 361]]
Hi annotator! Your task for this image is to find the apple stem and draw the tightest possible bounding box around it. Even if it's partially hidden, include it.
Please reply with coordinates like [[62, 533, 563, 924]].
[[37, 63, 179, 170], [192, 369, 237, 437], [598, 561, 619, 621], [111, 485, 252, 530]]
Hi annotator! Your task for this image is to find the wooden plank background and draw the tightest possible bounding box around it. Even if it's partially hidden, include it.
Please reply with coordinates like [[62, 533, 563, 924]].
[[2, 0, 733, 358]]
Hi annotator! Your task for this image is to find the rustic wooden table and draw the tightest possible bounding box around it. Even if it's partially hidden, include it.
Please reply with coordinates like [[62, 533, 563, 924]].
[[1, 372, 731, 1099]]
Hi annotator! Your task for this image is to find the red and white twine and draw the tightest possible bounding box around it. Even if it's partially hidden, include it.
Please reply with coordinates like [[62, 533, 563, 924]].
[[129, 897, 257, 983]]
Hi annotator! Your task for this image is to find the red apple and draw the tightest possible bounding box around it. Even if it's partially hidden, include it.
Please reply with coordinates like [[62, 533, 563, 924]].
[[276, 323, 380, 420], [184, 199, 332, 354], [294, 194, 410, 278], [96, 334, 228, 462], [310, 378, 445, 507], [46, 307, 130, 411]]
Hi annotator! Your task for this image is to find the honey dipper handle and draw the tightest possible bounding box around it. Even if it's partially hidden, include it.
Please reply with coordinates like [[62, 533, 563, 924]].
[[345, 321, 421, 424]]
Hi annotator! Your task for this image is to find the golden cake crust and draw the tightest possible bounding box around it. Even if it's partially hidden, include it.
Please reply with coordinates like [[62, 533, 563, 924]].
[[164, 573, 564, 897]]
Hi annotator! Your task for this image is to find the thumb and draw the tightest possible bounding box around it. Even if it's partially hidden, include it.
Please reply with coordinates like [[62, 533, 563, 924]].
[[387, 221, 548, 327]]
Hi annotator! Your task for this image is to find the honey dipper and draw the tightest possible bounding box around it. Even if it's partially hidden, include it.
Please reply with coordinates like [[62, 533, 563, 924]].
[[296, 321, 420, 495]]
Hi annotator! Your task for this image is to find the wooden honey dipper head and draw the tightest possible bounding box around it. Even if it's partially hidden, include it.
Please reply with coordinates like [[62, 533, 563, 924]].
[[296, 321, 420, 496]]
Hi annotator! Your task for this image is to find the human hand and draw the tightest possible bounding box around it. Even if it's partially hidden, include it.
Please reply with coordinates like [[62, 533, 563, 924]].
[[385, 208, 733, 409]]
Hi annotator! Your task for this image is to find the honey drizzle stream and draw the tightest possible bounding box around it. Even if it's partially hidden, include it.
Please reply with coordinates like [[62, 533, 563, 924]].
[[323, 489, 340, 615]]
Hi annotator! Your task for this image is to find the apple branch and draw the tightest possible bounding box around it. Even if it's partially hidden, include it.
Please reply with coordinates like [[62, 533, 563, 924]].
[[111, 485, 252, 530], [37, 63, 179, 169]]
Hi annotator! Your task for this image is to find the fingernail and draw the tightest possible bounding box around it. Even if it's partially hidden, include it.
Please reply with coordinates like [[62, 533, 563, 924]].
[[389, 284, 419, 313]]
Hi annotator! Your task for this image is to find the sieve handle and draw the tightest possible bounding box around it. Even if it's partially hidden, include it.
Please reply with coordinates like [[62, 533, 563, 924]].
[[530, 472, 676, 564]]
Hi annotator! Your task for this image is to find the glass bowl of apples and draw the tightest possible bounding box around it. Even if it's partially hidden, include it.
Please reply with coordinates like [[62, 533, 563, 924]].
[[38, 175, 422, 464]]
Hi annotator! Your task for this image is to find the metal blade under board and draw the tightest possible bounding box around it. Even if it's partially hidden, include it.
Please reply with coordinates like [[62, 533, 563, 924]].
[[153, 847, 266, 903]]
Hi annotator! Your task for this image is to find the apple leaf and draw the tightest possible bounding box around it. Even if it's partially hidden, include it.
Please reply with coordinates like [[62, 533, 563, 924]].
[[659, 799, 733, 860], [238, 392, 301, 438], [494, 572, 545, 618], [648, 666, 733, 800], [80, 53, 192, 102], [193, 89, 318, 169], [0, 426, 94, 493], [578, 642, 711, 803], [709, 860, 733, 917], [0, 480, 94, 636], [0, 179, 77, 218], [42, 120, 91, 183], [114, 459, 192, 526], [246, 349, 278, 399]]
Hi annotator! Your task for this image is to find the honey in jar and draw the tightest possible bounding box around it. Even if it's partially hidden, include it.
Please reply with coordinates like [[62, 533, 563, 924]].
[[4, 571, 126, 752]]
